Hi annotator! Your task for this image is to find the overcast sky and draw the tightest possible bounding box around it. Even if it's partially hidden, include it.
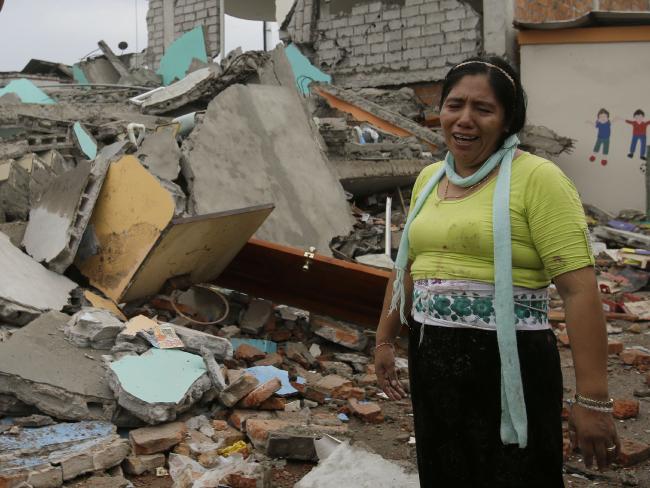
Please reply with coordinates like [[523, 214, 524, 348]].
[[0, 0, 279, 72]]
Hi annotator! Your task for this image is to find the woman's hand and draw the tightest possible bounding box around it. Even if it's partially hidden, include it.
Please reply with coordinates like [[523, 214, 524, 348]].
[[375, 346, 406, 400], [569, 404, 620, 471]]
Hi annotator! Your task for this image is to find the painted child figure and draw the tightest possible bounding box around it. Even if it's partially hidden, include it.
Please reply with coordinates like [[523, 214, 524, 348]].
[[589, 108, 611, 166], [626, 109, 650, 161]]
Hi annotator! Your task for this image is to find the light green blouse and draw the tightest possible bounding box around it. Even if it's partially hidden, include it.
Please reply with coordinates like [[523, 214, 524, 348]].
[[408, 152, 594, 288]]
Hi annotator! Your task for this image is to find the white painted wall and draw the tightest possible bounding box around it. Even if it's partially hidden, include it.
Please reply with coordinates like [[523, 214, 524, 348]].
[[521, 41, 649, 213]]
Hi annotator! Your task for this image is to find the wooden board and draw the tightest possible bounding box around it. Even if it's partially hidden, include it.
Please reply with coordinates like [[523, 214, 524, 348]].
[[77, 155, 175, 302], [216, 238, 391, 327], [122, 204, 274, 302]]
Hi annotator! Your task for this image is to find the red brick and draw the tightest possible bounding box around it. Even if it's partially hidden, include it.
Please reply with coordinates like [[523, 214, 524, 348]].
[[228, 410, 275, 432], [269, 329, 292, 342], [224, 473, 258, 488], [314, 375, 353, 397], [212, 424, 246, 446], [357, 373, 378, 387], [562, 428, 571, 462], [557, 332, 570, 347], [129, 422, 187, 455], [237, 378, 282, 408], [219, 374, 260, 407], [303, 386, 328, 404], [246, 419, 297, 449], [258, 397, 286, 410], [613, 399, 640, 419], [607, 340, 624, 355], [212, 420, 229, 431], [310, 315, 368, 351], [620, 348, 650, 367], [348, 398, 384, 423], [254, 352, 284, 367], [235, 343, 266, 362], [617, 438, 650, 467]]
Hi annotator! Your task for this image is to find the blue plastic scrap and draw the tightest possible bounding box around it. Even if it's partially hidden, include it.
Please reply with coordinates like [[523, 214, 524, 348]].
[[157, 26, 208, 86], [337, 413, 350, 423], [230, 338, 277, 354], [246, 365, 300, 397], [72, 122, 98, 160], [0, 79, 55, 104], [285, 43, 332, 96], [72, 64, 90, 85]]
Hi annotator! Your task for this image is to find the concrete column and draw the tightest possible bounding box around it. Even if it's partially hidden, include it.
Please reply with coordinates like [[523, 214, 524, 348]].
[[482, 0, 516, 61], [163, 0, 175, 50]]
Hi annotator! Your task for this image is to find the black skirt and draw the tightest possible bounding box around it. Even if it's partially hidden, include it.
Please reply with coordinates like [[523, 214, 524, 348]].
[[408, 321, 565, 488]]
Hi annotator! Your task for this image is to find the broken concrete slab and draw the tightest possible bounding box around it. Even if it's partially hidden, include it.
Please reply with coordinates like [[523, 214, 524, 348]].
[[0, 159, 30, 221], [0, 421, 130, 488], [122, 453, 166, 475], [312, 83, 444, 150], [134, 125, 181, 180], [0, 234, 77, 325], [182, 84, 354, 255], [334, 159, 429, 197], [240, 298, 273, 335], [108, 348, 211, 424], [0, 311, 116, 421], [65, 308, 125, 349], [22, 143, 121, 273], [172, 324, 233, 360]]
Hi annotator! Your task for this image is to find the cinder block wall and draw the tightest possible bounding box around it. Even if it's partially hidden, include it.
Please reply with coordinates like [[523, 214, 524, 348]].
[[146, 0, 220, 69], [514, 0, 650, 23], [288, 0, 482, 87]]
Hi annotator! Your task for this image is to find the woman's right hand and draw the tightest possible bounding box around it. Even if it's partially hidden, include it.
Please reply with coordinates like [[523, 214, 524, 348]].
[[375, 345, 407, 400]]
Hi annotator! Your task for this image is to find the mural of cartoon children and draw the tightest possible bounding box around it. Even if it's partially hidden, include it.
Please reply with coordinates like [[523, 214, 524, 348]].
[[626, 109, 650, 160], [589, 108, 611, 166]]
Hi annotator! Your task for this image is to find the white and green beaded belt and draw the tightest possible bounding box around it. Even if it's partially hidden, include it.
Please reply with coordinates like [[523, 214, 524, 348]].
[[412, 279, 550, 332]]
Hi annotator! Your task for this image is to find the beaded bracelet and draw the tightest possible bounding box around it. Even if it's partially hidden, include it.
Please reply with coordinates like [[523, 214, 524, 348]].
[[375, 341, 395, 351], [574, 393, 614, 413]]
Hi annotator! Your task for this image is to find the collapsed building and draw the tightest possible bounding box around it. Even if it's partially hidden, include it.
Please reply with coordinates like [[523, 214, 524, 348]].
[[1, 1, 650, 487]]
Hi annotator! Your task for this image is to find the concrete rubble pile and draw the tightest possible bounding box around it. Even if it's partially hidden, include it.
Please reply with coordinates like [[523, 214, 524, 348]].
[[1, 33, 648, 488]]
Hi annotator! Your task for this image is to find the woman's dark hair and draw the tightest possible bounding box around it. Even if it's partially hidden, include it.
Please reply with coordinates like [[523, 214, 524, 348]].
[[439, 56, 527, 144], [597, 108, 610, 118], [634, 109, 645, 117]]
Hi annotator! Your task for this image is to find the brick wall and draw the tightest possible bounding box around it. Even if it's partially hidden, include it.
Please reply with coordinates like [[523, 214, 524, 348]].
[[515, 0, 650, 23], [146, 0, 220, 69], [288, 0, 482, 87]]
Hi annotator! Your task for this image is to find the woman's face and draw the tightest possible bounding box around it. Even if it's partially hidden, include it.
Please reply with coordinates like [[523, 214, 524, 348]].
[[440, 74, 507, 170]]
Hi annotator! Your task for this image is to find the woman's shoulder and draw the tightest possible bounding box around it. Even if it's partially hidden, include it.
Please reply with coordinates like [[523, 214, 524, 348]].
[[513, 151, 565, 181]]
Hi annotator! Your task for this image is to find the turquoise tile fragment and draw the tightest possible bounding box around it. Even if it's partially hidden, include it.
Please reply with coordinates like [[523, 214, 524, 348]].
[[157, 26, 208, 86], [0, 79, 55, 104], [285, 43, 332, 96], [110, 349, 207, 404], [72, 122, 98, 160]]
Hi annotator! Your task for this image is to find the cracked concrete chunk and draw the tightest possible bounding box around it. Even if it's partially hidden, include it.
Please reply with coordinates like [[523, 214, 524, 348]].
[[108, 349, 211, 424], [23, 141, 125, 273], [0, 421, 129, 488], [0, 233, 76, 325], [0, 311, 116, 421], [181, 84, 353, 255], [65, 308, 125, 349], [135, 125, 181, 181]]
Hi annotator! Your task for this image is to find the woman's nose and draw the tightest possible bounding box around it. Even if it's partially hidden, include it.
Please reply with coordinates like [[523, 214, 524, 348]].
[[456, 107, 474, 126]]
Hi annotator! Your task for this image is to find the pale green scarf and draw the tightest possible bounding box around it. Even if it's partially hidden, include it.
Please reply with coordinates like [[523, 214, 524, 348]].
[[390, 134, 528, 448]]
